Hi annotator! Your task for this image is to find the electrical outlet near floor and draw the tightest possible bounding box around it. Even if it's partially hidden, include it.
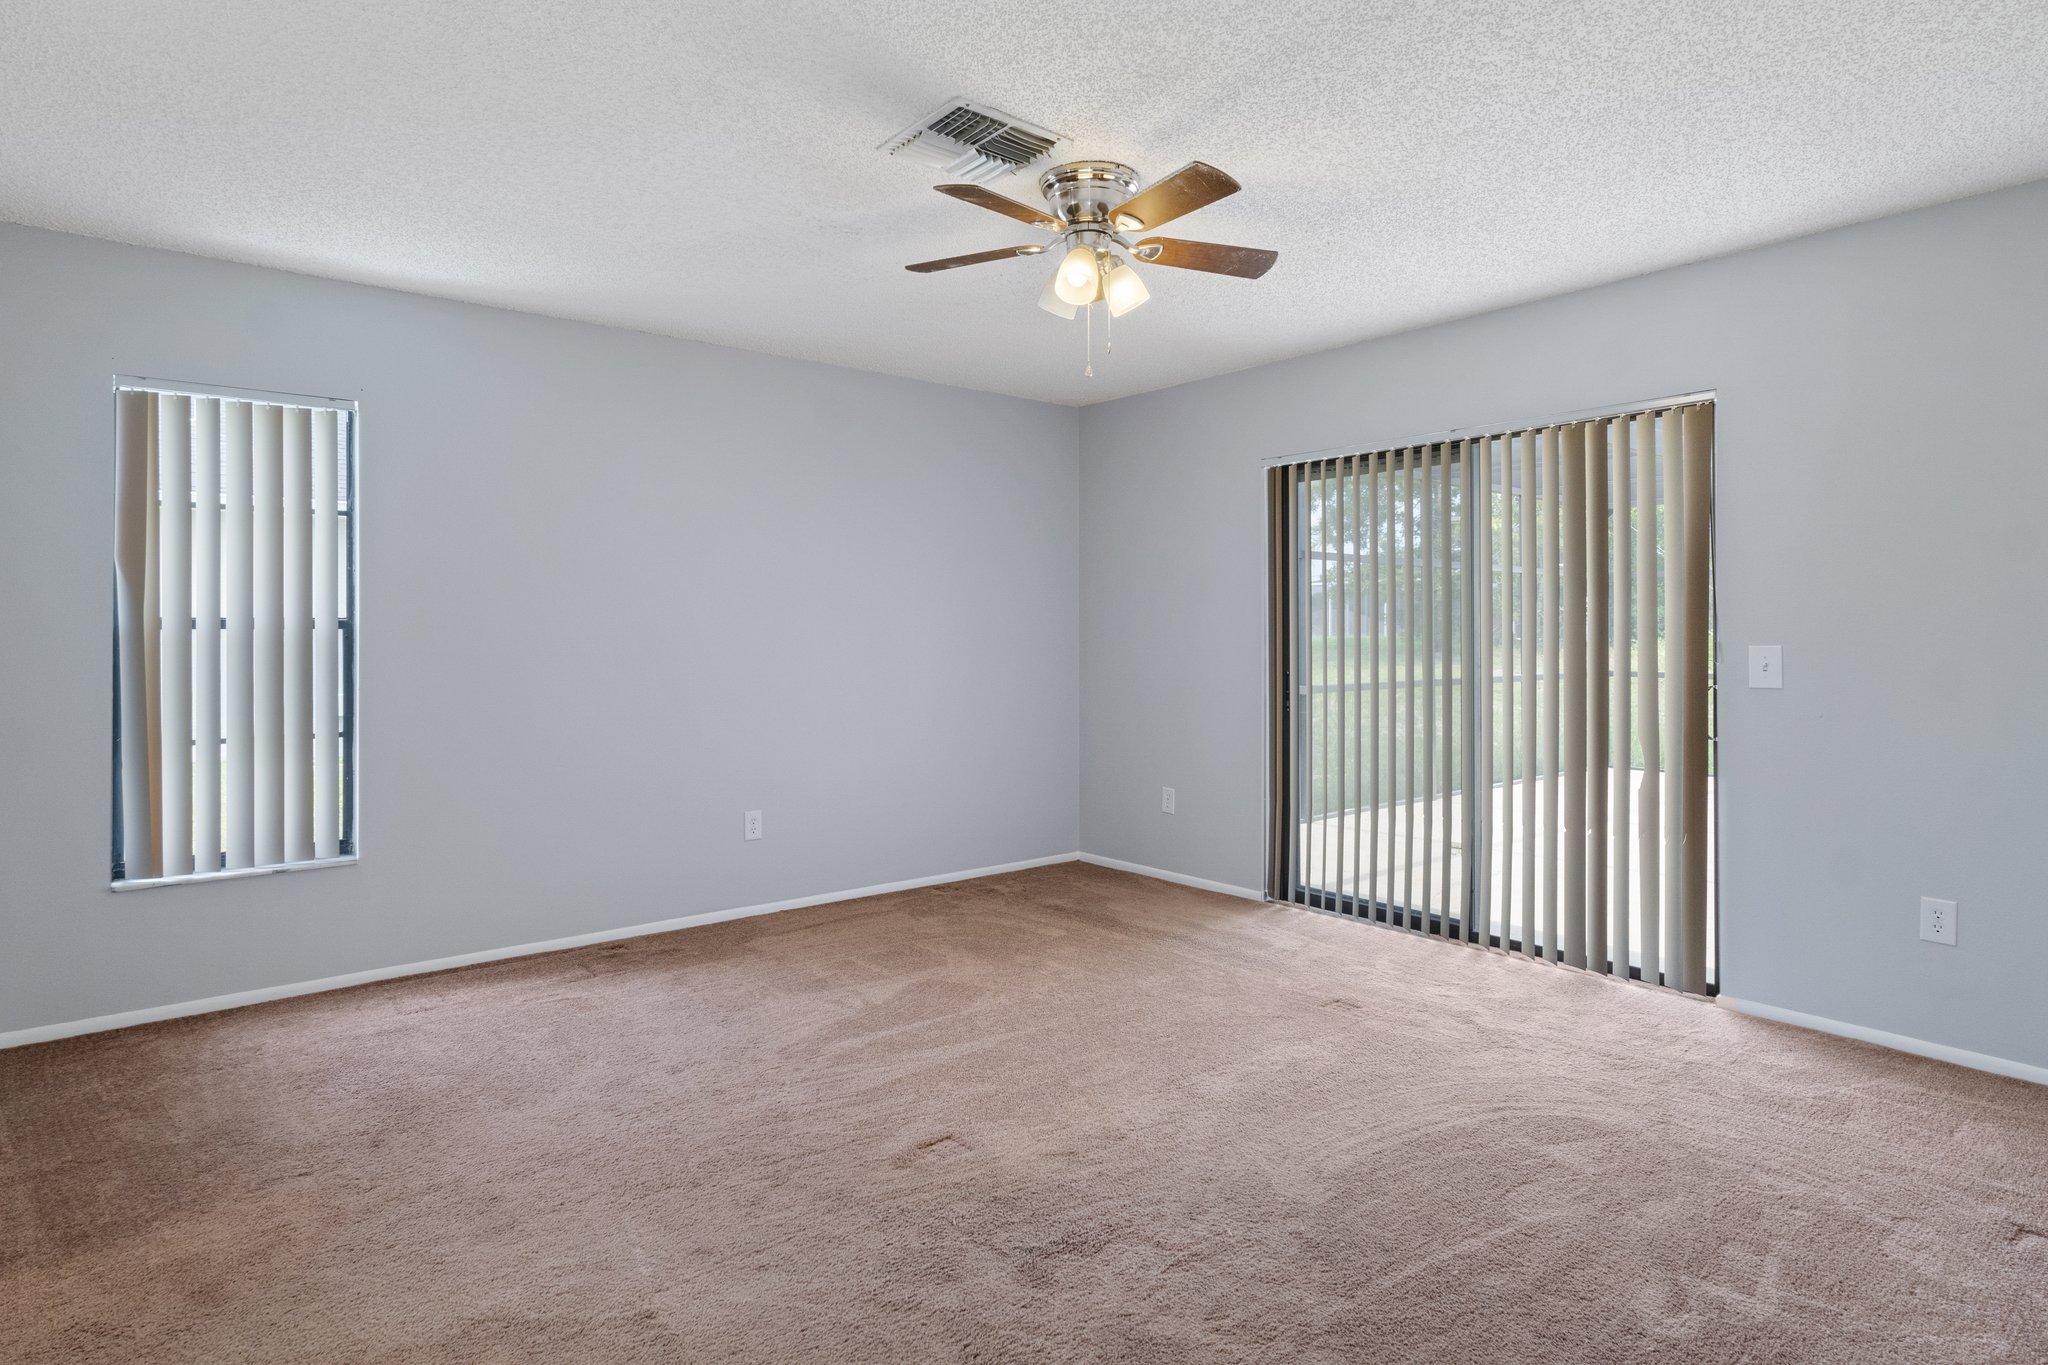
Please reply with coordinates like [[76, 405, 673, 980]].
[[744, 810, 763, 841], [1920, 896, 1956, 945], [1161, 787, 1175, 815]]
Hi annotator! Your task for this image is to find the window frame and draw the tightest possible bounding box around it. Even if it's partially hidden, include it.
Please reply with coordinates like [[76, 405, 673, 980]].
[[1262, 391, 1719, 991], [109, 375, 361, 892]]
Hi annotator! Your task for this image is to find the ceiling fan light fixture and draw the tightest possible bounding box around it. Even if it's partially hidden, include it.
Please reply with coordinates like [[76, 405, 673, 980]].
[[901, 159, 1275, 349], [1104, 258, 1151, 317], [1053, 244, 1103, 305]]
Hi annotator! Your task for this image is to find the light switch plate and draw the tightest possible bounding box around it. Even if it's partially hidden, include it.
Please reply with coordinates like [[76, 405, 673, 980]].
[[1749, 644, 1783, 689]]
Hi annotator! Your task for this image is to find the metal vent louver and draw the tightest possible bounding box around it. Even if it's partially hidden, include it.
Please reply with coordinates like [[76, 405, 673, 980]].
[[880, 98, 1061, 184]]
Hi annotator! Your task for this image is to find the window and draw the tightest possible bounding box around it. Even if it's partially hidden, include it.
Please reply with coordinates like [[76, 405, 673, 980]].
[[1265, 398, 1716, 992], [111, 380, 357, 886]]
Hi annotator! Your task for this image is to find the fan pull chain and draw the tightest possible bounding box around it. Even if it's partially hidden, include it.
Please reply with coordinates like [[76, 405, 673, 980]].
[[1106, 296, 1113, 354], [1084, 299, 1094, 379]]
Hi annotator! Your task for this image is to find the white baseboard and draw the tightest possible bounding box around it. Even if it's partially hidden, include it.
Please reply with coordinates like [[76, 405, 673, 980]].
[[0, 852, 1083, 1050], [1076, 852, 1264, 902], [1722, 997, 2048, 1088]]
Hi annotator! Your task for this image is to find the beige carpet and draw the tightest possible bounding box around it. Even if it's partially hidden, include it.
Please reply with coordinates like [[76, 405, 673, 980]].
[[4, 864, 2045, 1363]]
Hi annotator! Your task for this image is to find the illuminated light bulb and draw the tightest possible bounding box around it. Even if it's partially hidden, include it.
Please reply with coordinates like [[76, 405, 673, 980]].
[[1053, 244, 1103, 305], [1038, 269, 1079, 319], [1104, 258, 1151, 317]]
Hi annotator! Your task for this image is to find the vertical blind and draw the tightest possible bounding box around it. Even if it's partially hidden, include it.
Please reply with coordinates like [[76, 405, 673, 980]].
[[113, 384, 356, 883], [1266, 400, 1715, 992]]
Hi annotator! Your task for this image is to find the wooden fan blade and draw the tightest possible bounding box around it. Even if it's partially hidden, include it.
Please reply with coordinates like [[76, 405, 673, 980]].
[[1109, 162, 1240, 232], [905, 244, 1047, 273], [1132, 237, 1277, 279], [934, 184, 1061, 230]]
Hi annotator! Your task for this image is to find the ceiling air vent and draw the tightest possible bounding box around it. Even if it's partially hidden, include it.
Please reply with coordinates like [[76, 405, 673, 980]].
[[880, 98, 1061, 184]]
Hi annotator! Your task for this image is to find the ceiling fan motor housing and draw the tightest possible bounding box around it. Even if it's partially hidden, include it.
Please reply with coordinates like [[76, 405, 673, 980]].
[[1039, 161, 1141, 232]]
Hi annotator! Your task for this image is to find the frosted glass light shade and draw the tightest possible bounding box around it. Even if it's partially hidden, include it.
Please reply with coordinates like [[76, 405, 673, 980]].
[[1038, 270, 1079, 319], [1054, 245, 1102, 305], [1104, 260, 1151, 317]]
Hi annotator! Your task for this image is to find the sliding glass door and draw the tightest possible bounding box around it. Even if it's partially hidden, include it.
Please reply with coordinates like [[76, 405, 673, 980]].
[[1267, 401, 1717, 992]]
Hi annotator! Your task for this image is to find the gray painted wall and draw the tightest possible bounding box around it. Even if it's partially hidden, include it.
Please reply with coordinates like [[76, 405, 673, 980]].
[[9, 179, 2045, 1068], [0, 224, 1080, 1035], [1080, 179, 2048, 1069]]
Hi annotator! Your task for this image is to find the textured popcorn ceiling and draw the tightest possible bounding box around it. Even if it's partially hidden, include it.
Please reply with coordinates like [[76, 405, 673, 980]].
[[4, 1, 2047, 405]]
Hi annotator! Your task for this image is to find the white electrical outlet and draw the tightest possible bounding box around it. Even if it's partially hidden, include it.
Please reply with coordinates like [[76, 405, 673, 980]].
[[1749, 644, 1783, 689], [1920, 896, 1956, 946], [744, 810, 763, 841], [1161, 787, 1176, 815]]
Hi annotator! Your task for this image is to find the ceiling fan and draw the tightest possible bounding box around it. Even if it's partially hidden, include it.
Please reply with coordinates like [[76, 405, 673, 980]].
[[905, 160, 1277, 321]]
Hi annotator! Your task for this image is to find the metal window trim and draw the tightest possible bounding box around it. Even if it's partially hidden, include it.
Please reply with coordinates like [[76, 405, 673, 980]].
[[114, 375, 360, 412], [110, 854, 361, 893]]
